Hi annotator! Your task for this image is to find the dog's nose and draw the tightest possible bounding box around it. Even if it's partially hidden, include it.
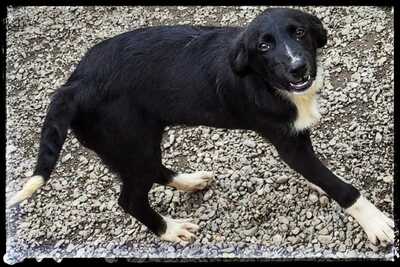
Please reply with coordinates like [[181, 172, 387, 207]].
[[289, 60, 308, 80]]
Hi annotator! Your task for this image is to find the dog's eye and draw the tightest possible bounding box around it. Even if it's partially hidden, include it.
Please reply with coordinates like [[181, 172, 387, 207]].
[[258, 42, 271, 52], [295, 28, 306, 39]]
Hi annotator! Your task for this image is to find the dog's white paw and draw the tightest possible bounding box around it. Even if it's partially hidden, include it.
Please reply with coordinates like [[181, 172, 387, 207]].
[[160, 216, 199, 245], [168, 171, 214, 192], [345, 195, 394, 246]]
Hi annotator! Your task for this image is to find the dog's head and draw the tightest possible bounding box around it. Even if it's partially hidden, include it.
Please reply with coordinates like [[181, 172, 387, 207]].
[[229, 8, 327, 94]]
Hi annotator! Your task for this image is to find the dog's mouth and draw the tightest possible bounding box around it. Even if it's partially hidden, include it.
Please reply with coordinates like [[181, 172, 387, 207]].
[[288, 75, 313, 93]]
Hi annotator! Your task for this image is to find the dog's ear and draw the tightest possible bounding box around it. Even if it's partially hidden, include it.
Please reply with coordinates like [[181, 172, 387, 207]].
[[229, 33, 249, 74], [306, 13, 327, 48]]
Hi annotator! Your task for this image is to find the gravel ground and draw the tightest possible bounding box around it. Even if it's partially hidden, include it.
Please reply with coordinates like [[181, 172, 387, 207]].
[[5, 6, 395, 262]]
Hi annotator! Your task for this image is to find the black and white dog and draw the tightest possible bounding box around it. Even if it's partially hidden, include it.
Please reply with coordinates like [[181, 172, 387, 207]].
[[8, 8, 394, 247]]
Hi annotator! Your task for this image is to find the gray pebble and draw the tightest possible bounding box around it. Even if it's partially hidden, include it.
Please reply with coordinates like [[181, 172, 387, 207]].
[[272, 234, 283, 245], [242, 226, 258, 236], [319, 196, 329, 207], [7, 144, 17, 153], [375, 132, 383, 143], [276, 176, 289, 184], [292, 227, 300, 235], [203, 190, 213, 201], [243, 139, 256, 148], [376, 25, 385, 32], [211, 134, 220, 141], [278, 216, 290, 225], [309, 193, 319, 203], [318, 235, 332, 245], [382, 175, 393, 183], [319, 227, 330, 235], [61, 153, 72, 163]]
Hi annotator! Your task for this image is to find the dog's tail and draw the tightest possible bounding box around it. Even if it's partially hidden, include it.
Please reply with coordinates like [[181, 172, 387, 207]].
[[7, 85, 78, 208]]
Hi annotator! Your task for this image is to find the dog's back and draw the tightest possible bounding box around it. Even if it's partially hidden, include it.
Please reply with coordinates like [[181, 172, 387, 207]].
[[69, 25, 243, 126]]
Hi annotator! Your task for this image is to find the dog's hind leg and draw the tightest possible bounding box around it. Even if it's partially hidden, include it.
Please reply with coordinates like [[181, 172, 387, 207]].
[[108, 133, 200, 244], [118, 171, 199, 245], [156, 165, 214, 192]]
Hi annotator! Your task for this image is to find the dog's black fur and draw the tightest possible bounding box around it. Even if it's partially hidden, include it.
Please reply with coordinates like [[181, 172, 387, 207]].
[[33, 8, 360, 237]]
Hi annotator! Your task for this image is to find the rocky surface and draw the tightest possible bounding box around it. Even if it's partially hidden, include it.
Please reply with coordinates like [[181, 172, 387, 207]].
[[5, 6, 394, 263]]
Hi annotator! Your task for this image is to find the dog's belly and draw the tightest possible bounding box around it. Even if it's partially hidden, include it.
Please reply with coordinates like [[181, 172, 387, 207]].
[[70, 113, 106, 152], [163, 110, 246, 130]]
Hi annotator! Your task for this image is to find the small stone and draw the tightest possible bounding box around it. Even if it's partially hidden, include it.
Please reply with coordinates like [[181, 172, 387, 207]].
[[240, 157, 250, 165], [169, 134, 175, 144], [204, 157, 212, 163], [88, 164, 94, 172], [211, 134, 220, 141], [52, 182, 63, 191], [66, 243, 74, 252], [200, 209, 215, 220], [242, 226, 258, 236], [62, 153, 72, 163], [287, 236, 298, 244], [54, 240, 63, 248], [203, 190, 213, 201], [278, 216, 290, 225], [319, 196, 329, 207], [221, 247, 235, 253], [276, 176, 289, 184], [306, 211, 313, 219], [164, 190, 173, 202], [376, 57, 387, 66], [272, 234, 283, 245], [79, 156, 88, 165], [376, 25, 385, 33], [318, 234, 332, 244], [382, 175, 393, 183], [375, 132, 383, 143], [202, 128, 210, 135], [114, 228, 121, 235], [319, 227, 329, 235], [211, 222, 218, 232], [241, 166, 252, 175], [347, 82, 358, 89], [328, 138, 336, 146], [7, 144, 17, 153], [243, 139, 256, 148], [163, 142, 171, 149], [279, 224, 289, 232], [309, 193, 319, 203], [292, 227, 300, 235]]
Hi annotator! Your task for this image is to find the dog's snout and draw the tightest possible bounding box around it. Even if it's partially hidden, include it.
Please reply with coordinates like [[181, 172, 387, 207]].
[[289, 60, 308, 80]]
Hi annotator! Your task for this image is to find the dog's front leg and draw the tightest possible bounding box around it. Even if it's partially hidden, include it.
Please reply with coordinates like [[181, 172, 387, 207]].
[[259, 129, 394, 246]]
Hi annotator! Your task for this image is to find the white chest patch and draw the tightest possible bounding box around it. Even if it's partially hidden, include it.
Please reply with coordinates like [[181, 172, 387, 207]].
[[282, 64, 324, 132]]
